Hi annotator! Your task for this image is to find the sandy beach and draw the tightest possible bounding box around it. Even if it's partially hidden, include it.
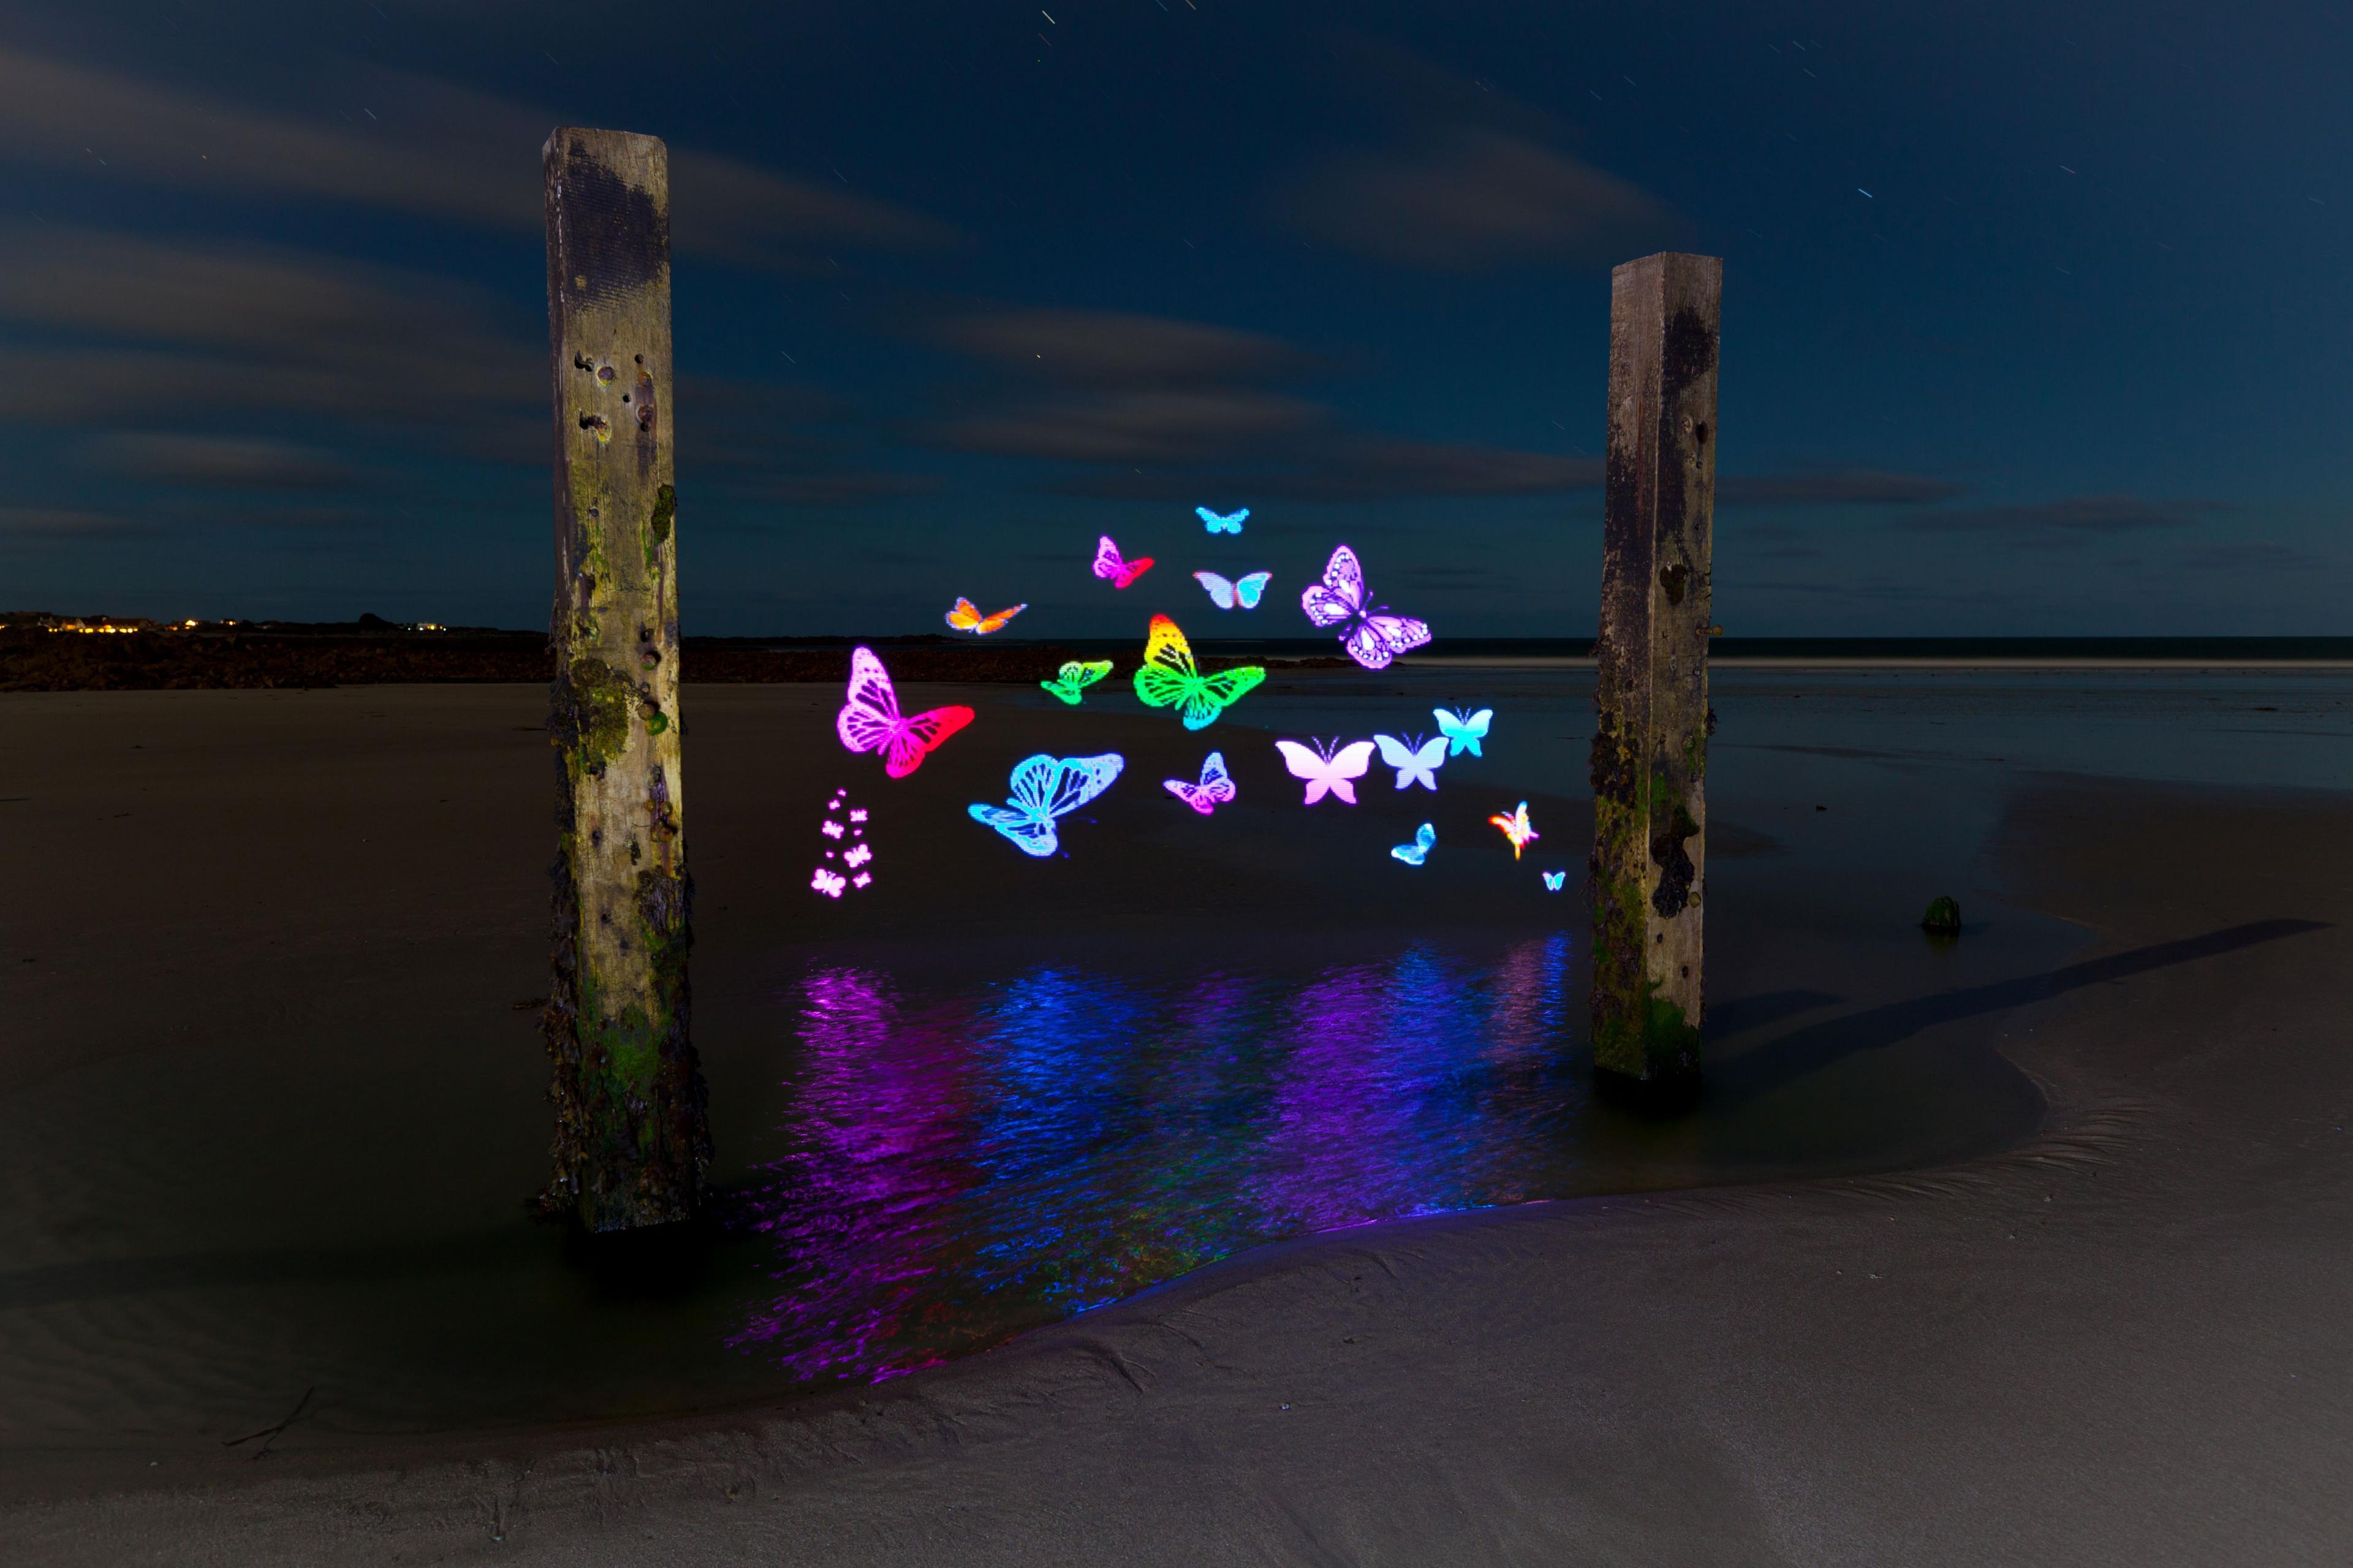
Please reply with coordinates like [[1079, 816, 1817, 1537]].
[[3, 678, 2349, 1563]]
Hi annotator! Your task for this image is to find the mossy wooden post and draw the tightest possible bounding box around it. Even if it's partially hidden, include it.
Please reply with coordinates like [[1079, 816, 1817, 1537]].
[[539, 127, 708, 1230], [1589, 251, 1721, 1099]]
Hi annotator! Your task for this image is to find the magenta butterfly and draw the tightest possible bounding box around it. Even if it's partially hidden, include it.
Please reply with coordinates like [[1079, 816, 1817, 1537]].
[[1162, 751, 1238, 815], [1092, 535, 1154, 589], [836, 645, 975, 779], [1300, 543, 1431, 670], [1273, 737, 1376, 806]]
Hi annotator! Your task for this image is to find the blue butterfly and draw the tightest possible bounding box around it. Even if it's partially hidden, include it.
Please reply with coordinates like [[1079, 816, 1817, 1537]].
[[1541, 870, 1566, 892], [1196, 505, 1249, 535], [1391, 822, 1437, 866], [1434, 706, 1493, 758], [969, 752, 1125, 857]]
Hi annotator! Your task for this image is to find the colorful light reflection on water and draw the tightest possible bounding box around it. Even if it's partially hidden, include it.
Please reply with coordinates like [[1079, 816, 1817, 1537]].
[[732, 933, 1578, 1381]]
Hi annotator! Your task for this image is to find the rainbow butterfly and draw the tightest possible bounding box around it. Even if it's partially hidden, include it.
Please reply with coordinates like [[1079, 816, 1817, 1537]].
[[1132, 615, 1265, 730], [837, 646, 974, 779], [1273, 737, 1376, 805], [1301, 543, 1431, 670], [1163, 751, 1237, 815], [1197, 506, 1248, 535], [1040, 659, 1113, 705], [968, 752, 1125, 858], [1193, 570, 1271, 610], [944, 597, 1026, 635], [1093, 535, 1154, 589], [1374, 733, 1446, 791], [1391, 822, 1437, 866], [1541, 870, 1566, 892], [1435, 706, 1492, 757], [1490, 801, 1538, 860]]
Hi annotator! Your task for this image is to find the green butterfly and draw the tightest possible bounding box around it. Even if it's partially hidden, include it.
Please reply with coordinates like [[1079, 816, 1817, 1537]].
[[1133, 615, 1265, 730], [1040, 659, 1114, 705]]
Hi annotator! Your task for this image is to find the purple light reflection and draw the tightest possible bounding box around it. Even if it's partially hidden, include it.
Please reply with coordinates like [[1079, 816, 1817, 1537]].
[[732, 934, 1581, 1384]]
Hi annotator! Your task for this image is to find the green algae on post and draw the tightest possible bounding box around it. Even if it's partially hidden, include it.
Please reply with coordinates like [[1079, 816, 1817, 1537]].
[[1590, 251, 1721, 1094], [539, 126, 710, 1233]]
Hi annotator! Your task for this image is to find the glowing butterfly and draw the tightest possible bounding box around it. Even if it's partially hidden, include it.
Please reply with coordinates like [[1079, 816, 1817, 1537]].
[[1274, 737, 1376, 806], [1197, 505, 1249, 535], [837, 646, 974, 779], [1163, 751, 1237, 815], [1093, 535, 1154, 589], [1391, 822, 1437, 866], [852, 872, 873, 889], [1490, 801, 1539, 860], [944, 597, 1026, 635], [1300, 543, 1432, 670], [849, 808, 868, 824], [1435, 706, 1493, 758], [1541, 870, 1567, 892], [1373, 732, 1447, 791], [1193, 570, 1272, 610], [1040, 659, 1114, 705], [811, 868, 847, 898], [1132, 614, 1267, 730], [843, 843, 873, 869], [968, 752, 1126, 858], [820, 819, 845, 839]]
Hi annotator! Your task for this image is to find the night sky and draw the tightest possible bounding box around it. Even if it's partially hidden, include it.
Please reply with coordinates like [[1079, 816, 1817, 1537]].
[[3, 1, 2346, 636]]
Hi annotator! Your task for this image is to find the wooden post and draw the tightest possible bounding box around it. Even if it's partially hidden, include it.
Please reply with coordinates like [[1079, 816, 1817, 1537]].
[[1589, 252, 1721, 1097], [538, 127, 708, 1230]]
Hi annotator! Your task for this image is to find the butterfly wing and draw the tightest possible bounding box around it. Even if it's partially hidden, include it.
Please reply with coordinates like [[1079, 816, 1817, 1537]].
[[1234, 572, 1271, 610], [1176, 664, 1264, 730], [1196, 750, 1237, 805], [1391, 822, 1437, 866], [1194, 571, 1238, 610], [1092, 536, 1127, 582], [975, 603, 1026, 635], [1299, 544, 1367, 629], [1132, 615, 1199, 711], [944, 597, 982, 632], [881, 703, 975, 778], [1014, 752, 1125, 820], [1325, 740, 1376, 805], [1116, 556, 1154, 588], [837, 646, 903, 755], [1341, 613, 1433, 671], [969, 801, 1059, 857]]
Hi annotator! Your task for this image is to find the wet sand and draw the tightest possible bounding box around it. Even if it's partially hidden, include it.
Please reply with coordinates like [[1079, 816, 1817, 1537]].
[[4, 686, 2351, 1561]]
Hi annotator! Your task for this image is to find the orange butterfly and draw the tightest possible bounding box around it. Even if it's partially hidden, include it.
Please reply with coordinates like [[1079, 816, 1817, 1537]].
[[944, 597, 1027, 635], [1489, 800, 1539, 859]]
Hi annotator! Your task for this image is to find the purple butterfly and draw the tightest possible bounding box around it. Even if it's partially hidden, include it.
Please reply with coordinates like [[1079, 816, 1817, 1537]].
[[1300, 543, 1432, 670]]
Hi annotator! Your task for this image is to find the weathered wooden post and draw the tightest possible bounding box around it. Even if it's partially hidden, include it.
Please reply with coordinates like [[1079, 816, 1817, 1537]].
[[1589, 251, 1721, 1100], [538, 127, 709, 1230]]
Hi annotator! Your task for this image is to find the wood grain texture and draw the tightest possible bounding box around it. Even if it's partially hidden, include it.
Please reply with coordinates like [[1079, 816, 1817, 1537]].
[[1590, 251, 1721, 1088], [539, 127, 708, 1230]]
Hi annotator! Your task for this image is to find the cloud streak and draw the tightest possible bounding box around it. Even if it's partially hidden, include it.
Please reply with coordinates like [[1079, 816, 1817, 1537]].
[[1720, 469, 1963, 507], [1908, 494, 2225, 536]]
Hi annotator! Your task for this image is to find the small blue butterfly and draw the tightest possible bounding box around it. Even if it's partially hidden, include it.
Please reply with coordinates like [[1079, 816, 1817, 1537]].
[[1196, 505, 1248, 535], [1541, 870, 1566, 892], [1391, 822, 1437, 866], [1435, 706, 1492, 758]]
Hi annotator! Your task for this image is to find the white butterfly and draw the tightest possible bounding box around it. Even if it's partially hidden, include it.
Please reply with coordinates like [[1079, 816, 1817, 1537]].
[[1273, 737, 1376, 806], [810, 868, 847, 898], [1300, 543, 1431, 670], [1193, 570, 1271, 610], [1373, 733, 1447, 791]]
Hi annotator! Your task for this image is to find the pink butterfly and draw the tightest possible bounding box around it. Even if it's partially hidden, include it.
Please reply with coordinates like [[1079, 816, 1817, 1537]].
[[1092, 535, 1154, 589], [1300, 543, 1432, 670], [836, 645, 975, 779], [1273, 737, 1376, 805], [1162, 751, 1237, 815]]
